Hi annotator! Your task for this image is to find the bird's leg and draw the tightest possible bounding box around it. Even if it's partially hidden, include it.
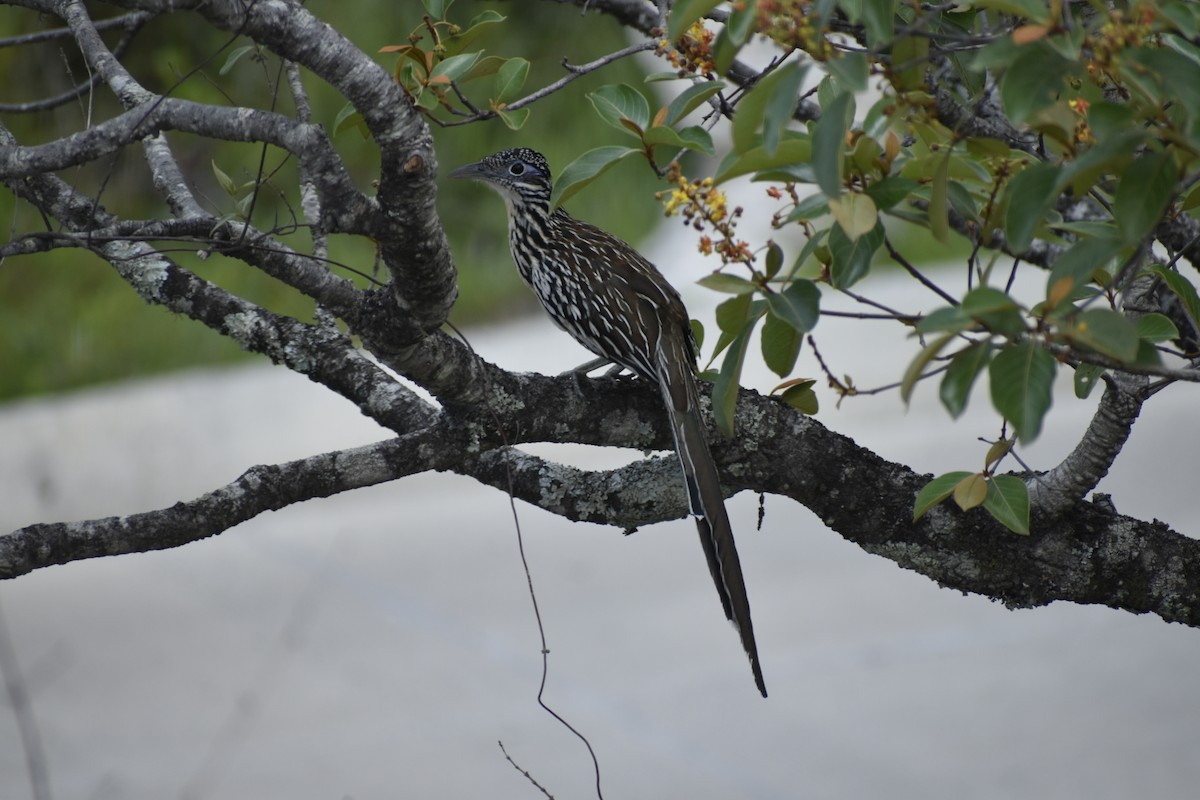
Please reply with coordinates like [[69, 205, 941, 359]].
[[560, 355, 614, 377], [561, 357, 629, 396]]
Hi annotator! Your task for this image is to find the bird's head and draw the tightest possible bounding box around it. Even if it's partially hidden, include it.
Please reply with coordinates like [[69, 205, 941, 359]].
[[449, 148, 553, 210]]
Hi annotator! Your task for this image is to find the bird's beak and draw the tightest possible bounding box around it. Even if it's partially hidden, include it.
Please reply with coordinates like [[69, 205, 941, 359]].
[[448, 161, 487, 181]]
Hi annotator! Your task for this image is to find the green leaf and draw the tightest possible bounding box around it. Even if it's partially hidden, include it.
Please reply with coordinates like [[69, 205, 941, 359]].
[[696, 272, 758, 295], [779, 381, 819, 414], [828, 219, 883, 289], [761, 309, 803, 377], [1046, 236, 1123, 296], [445, 10, 505, 56], [861, 0, 896, 47], [211, 160, 238, 196], [668, 0, 722, 41], [1073, 362, 1105, 399], [712, 321, 754, 437], [1148, 266, 1200, 333], [762, 63, 807, 156], [332, 102, 368, 139], [726, 0, 758, 45], [494, 57, 530, 103], [913, 471, 974, 521], [550, 146, 640, 207], [765, 279, 821, 333], [811, 90, 854, 198], [733, 61, 804, 155], [421, 0, 451, 17], [1064, 309, 1139, 361], [665, 80, 726, 126], [999, 41, 1071, 126], [1136, 313, 1180, 344], [220, 44, 255, 76], [1114, 151, 1180, 245], [983, 474, 1030, 535], [961, 286, 1026, 337], [677, 126, 716, 155], [989, 340, 1055, 443], [916, 305, 972, 335], [825, 52, 869, 93], [866, 176, 919, 211], [429, 51, 482, 83], [929, 151, 951, 242], [715, 138, 812, 183], [901, 332, 955, 404], [940, 341, 993, 418], [496, 107, 530, 131], [588, 83, 650, 135], [1002, 161, 1060, 253]]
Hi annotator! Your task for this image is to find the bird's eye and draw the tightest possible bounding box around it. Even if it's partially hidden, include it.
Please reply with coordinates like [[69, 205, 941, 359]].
[[508, 162, 526, 176]]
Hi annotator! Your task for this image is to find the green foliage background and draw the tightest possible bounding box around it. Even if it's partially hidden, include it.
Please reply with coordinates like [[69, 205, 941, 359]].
[[0, 0, 663, 402]]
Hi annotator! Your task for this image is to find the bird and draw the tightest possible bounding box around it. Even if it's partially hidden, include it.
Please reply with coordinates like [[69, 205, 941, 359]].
[[450, 148, 766, 697]]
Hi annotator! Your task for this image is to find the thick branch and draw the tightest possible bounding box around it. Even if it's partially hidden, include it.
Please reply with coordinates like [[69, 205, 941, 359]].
[[0, 426, 469, 579]]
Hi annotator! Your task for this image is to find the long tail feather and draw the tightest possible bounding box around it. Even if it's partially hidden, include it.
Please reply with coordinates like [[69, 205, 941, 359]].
[[657, 351, 767, 698]]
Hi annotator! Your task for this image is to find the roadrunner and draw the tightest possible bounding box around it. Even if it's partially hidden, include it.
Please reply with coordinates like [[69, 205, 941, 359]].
[[451, 148, 766, 696]]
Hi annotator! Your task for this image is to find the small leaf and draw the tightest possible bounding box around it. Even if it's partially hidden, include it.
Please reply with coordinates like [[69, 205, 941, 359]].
[[1136, 313, 1180, 343], [665, 81, 725, 125], [1046, 236, 1123, 297], [332, 102, 368, 139], [901, 332, 955, 404], [430, 51, 482, 83], [712, 321, 754, 437], [989, 340, 1055, 443], [588, 83, 650, 134], [696, 272, 758, 295], [494, 57, 530, 103], [220, 44, 256, 76], [1002, 161, 1060, 253], [929, 151, 951, 242], [212, 160, 238, 196], [984, 437, 1014, 470], [825, 52, 869, 92], [1114, 151, 1180, 246], [1073, 362, 1105, 399], [954, 473, 988, 511], [999, 41, 1072, 126], [761, 309, 803, 377], [765, 278, 821, 333], [983, 474, 1030, 535], [1148, 266, 1200, 333], [914, 472, 974, 521], [550, 146, 640, 207], [811, 90, 854, 198], [762, 64, 807, 156], [496, 107, 530, 131], [668, 0, 723, 41], [715, 138, 812, 183], [961, 286, 1026, 338], [828, 193, 878, 241], [828, 220, 884, 289], [940, 341, 993, 418], [677, 126, 716, 155], [421, 0, 451, 17], [779, 381, 819, 414], [1064, 309, 1139, 362]]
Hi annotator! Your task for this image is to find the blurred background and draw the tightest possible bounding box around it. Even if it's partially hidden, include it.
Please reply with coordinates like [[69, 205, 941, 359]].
[[2, 2, 1199, 799]]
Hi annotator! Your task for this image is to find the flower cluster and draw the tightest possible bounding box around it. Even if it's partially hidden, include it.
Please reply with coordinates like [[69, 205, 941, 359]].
[[657, 166, 752, 264], [657, 21, 716, 77], [1086, 4, 1157, 79], [1067, 98, 1094, 146], [755, 0, 832, 60]]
